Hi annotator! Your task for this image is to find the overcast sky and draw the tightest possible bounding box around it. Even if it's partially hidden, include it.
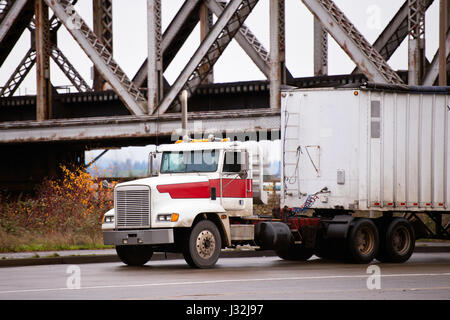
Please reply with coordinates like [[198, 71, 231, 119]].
[[0, 0, 441, 95]]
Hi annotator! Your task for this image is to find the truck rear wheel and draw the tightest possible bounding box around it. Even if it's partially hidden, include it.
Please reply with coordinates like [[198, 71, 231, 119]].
[[376, 218, 415, 263], [115, 245, 153, 266], [183, 220, 222, 269], [347, 219, 379, 264]]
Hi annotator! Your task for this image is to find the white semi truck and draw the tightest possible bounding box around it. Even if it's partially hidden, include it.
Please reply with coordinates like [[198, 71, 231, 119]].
[[102, 85, 449, 268]]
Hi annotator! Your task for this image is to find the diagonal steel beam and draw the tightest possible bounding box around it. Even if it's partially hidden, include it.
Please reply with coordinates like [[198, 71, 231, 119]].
[[50, 46, 92, 92], [44, 0, 146, 115], [134, 0, 293, 89], [28, 0, 78, 32], [0, 0, 13, 24], [156, 0, 259, 115], [0, 48, 36, 97], [206, 0, 293, 82], [6, 0, 88, 95], [3, 44, 93, 94], [423, 29, 450, 86], [133, 0, 202, 89], [209, 0, 268, 79], [352, 0, 433, 74], [0, 0, 28, 43], [0, 0, 34, 68], [302, 0, 404, 85]]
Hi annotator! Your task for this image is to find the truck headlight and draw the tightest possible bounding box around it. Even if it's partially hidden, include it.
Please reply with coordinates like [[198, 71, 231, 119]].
[[103, 216, 114, 224], [157, 213, 179, 222]]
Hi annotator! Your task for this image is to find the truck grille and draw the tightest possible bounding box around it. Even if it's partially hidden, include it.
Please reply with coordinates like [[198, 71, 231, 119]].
[[115, 187, 150, 229]]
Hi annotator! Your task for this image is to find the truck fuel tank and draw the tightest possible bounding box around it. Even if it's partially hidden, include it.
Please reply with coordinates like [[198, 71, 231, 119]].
[[254, 221, 292, 251]]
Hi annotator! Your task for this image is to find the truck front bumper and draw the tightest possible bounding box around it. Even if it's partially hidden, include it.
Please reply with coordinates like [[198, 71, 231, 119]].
[[103, 229, 174, 246]]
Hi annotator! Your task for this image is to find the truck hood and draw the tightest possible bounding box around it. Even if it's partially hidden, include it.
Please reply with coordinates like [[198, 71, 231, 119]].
[[115, 175, 209, 189]]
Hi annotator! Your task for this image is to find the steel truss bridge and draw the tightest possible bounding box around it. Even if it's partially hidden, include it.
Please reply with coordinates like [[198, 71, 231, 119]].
[[0, 0, 448, 192]]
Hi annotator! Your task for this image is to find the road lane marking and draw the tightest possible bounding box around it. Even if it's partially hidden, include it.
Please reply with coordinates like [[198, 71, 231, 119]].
[[0, 272, 449, 295]]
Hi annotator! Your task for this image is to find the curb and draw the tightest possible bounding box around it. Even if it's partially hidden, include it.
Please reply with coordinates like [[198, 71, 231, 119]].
[[0, 246, 448, 268]]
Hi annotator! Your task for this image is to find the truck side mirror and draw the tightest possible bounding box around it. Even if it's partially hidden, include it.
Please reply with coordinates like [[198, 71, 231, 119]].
[[239, 151, 249, 179], [148, 152, 160, 177], [240, 151, 249, 171]]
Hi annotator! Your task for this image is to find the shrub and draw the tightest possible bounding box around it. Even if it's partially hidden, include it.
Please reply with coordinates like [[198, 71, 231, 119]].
[[0, 165, 116, 252]]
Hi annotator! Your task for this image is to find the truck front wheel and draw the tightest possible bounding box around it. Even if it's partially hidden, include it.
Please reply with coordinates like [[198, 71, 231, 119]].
[[115, 245, 153, 266], [183, 220, 222, 269], [347, 219, 379, 264]]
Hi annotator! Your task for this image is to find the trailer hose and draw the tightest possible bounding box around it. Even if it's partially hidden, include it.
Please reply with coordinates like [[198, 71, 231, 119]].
[[292, 187, 329, 214]]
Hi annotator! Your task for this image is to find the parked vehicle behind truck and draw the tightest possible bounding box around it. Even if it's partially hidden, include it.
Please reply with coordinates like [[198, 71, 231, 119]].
[[102, 85, 449, 268]]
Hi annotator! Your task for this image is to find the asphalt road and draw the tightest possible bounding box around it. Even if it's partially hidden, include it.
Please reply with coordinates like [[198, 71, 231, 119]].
[[0, 252, 449, 300]]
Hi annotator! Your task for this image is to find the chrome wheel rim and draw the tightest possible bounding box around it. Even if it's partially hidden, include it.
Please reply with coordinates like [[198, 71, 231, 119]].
[[196, 230, 216, 259]]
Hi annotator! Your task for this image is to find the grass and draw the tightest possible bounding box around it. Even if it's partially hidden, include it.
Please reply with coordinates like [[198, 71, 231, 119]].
[[0, 232, 115, 253]]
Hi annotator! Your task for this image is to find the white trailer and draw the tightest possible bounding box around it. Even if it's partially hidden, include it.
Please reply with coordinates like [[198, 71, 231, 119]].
[[281, 86, 450, 212]]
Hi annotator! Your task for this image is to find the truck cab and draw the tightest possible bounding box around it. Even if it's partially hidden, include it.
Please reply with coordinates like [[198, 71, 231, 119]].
[[102, 138, 261, 268]]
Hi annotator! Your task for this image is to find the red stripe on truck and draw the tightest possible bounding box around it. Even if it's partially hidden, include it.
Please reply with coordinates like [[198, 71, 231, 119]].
[[157, 182, 211, 199], [209, 179, 253, 198], [157, 179, 253, 199]]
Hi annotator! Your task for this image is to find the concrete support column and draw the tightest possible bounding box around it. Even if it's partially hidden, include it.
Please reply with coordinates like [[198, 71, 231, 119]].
[[147, 0, 163, 114], [269, 0, 286, 109], [35, 0, 52, 120]]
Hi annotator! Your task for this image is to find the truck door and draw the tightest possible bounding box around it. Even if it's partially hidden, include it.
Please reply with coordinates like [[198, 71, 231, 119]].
[[219, 150, 252, 212]]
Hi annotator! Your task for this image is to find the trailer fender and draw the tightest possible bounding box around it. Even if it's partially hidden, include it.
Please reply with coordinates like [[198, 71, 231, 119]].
[[323, 215, 355, 239]]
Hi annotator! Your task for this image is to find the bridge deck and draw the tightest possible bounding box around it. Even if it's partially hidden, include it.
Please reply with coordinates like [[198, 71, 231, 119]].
[[0, 108, 280, 144]]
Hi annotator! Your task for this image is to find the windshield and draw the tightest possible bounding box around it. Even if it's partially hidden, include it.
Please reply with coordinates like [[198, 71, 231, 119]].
[[160, 150, 219, 173]]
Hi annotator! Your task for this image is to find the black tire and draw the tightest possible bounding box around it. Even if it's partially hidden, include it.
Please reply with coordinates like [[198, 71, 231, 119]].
[[347, 219, 379, 264], [276, 241, 314, 261], [376, 218, 415, 263], [183, 220, 222, 269], [115, 245, 153, 266]]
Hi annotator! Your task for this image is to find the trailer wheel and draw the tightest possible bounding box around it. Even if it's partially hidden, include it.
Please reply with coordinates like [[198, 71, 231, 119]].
[[377, 218, 415, 263], [347, 219, 379, 264], [183, 220, 222, 269], [276, 241, 314, 261], [115, 245, 153, 266]]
